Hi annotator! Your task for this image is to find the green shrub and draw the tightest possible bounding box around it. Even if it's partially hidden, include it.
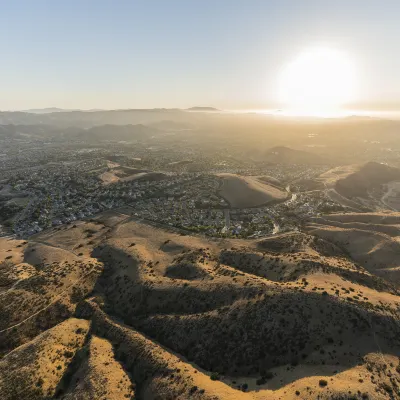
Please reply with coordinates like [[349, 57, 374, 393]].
[[319, 379, 328, 387], [210, 372, 220, 381]]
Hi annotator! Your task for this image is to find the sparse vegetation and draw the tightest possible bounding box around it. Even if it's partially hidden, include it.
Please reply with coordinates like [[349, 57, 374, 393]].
[[1, 210, 400, 399]]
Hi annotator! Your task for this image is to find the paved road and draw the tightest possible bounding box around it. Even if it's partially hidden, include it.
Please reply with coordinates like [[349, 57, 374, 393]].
[[223, 209, 230, 229]]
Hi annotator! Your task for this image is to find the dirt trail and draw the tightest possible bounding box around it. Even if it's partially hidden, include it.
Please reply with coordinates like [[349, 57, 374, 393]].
[[0, 239, 99, 334]]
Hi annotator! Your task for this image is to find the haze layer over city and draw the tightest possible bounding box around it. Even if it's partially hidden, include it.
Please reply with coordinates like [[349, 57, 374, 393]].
[[1, 1, 400, 400]]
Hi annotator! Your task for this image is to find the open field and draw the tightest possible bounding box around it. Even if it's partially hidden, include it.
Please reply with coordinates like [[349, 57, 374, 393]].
[[100, 166, 166, 185]]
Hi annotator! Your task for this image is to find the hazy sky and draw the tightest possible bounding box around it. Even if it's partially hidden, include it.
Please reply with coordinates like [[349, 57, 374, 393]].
[[1, 0, 400, 110]]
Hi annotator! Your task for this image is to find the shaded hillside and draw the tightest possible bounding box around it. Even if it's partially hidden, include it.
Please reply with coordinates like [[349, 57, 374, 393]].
[[217, 174, 288, 208], [335, 162, 400, 198]]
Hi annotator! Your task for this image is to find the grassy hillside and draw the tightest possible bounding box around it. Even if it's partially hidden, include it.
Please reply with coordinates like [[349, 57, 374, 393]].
[[1, 210, 400, 399], [217, 174, 288, 208]]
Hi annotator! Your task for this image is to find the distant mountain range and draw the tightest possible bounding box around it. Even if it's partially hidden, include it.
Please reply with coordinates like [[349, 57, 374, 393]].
[[21, 108, 78, 114], [0, 123, 159, 142], [17, 107, 220, 115], [21, 108, 104, 114], [186, 107, 219, 112]]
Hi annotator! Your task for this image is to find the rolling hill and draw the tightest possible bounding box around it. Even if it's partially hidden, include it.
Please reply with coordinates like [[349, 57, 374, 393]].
[[1, 210, 400, 399], [335, 162, 400, 198], [99, 166, 166, 185], [217, 174, 288, 208], [319, 162, 400, 197]]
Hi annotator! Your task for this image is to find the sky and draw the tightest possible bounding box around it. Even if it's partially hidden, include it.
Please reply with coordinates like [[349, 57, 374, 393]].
[[1, 0, 400, 111]]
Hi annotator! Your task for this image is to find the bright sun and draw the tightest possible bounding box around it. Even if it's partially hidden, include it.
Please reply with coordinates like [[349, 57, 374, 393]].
[[278, 47, 357, 116]]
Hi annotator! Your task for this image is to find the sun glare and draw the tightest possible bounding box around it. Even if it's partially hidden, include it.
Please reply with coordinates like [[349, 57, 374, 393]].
[[278, 47, 357, 116]]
